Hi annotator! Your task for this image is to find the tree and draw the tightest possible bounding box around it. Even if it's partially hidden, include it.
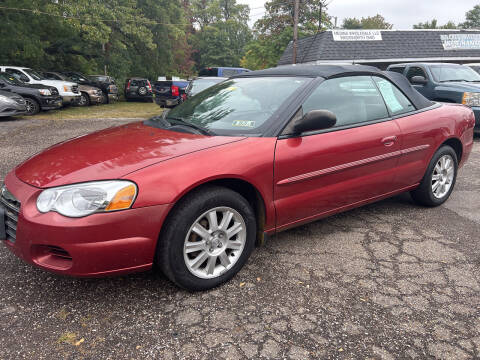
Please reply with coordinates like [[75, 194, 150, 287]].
[[342, 14, 392, 29], [240, 0, 331, 70], [189, 0, 252, 70], [413, 19, 456, 29], [460, 5, 480, 28]]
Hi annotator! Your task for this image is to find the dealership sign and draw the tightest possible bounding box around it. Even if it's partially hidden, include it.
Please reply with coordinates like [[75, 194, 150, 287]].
[[332, 30, 382, 41], [441, 34, 480, 50]]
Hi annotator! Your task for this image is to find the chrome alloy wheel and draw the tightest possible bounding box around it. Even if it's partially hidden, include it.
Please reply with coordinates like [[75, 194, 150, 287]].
[[183, 207, 246, 279], [432, 154, 455, 199]]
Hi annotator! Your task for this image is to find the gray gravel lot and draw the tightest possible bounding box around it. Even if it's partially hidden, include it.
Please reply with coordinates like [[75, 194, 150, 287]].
[[0, 117, 479, 359]]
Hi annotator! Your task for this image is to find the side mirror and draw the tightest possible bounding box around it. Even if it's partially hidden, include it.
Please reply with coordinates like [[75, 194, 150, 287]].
[[293, 110, 337, 134], [410, 76, 428, 85]]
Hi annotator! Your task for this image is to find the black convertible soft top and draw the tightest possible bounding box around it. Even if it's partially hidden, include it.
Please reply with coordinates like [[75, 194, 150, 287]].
[[234, 64, 434, 110]]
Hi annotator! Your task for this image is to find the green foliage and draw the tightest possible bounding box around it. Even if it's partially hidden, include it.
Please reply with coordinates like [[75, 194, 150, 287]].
[[342, 14, 392, 29], [460, 5, 480, 28], [413, 19, 457, 29], [190, 0, 252, 69], [241, 0, 331, 70]]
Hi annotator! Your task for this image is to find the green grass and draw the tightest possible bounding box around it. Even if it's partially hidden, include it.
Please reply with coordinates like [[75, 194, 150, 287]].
[[19, 101, 163, 120]]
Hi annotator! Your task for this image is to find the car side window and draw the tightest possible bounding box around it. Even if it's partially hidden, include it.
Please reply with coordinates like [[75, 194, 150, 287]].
[[388, 67, 405, 75], [373, 77, 415, 116], [6, 68, 29, 82], [406, 67, 427, 81], [302, 76, 389, 128]]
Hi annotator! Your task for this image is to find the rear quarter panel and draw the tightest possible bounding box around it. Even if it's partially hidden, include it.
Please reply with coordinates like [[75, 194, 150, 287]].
[[124, 137, 277, 232], [394, 103, 474, 188]]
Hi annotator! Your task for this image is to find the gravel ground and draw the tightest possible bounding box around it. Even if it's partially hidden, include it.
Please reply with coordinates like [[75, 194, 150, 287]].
[[0, 117, 479, 360]]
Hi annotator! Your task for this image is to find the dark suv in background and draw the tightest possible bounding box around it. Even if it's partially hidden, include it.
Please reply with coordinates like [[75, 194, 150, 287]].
[[124, 77, 153, 102], [387, 62, 480, 132], [0, 73, 62, 115], [153, 79, 190, 107]]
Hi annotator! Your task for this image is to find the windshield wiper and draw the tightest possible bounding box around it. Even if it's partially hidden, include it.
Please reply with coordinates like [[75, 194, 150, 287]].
[[440, 79, 470, 83], [167, 117, 216, 136]]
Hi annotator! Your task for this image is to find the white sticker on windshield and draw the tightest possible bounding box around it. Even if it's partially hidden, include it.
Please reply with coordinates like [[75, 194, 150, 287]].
[[232, 120, 255, 127], [377, 80, 403, 113]]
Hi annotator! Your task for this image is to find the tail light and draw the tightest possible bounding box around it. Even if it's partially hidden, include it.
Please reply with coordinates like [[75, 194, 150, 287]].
[[147, 81, 152, 91], [171, 85, 179, 97], [108, 84, 115, 93], [126, 80, 131, 91]]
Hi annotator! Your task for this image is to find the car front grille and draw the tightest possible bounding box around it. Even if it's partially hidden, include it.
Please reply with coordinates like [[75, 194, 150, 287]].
[[1, 185, 20, 243], [72, 85, 79, 94], [51, 88, 59, 96]]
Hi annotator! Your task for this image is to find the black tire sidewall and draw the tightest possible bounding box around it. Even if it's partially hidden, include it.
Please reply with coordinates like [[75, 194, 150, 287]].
[[416, 146, 458, 206], [158, 187, 256, 291], [80, 93, 89, 106]]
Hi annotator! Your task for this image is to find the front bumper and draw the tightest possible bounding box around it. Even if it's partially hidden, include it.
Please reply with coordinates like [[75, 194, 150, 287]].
[[472, 107, 480, 131], [39, 96, 63, 110], [0, 103, 27, 117], [1, 172, 170, 277], [62, 95, 81, 105]]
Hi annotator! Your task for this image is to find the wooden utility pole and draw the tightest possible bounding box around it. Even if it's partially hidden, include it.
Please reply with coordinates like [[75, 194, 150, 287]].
[[318, 2, 322, 31], [292, 0, 300, 64]]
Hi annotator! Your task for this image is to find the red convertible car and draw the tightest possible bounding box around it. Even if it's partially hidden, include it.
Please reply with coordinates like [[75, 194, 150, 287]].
[[1, 65, 475, 291]]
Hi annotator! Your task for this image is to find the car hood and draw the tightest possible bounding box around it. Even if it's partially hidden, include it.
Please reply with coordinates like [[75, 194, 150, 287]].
[[36, 79, 76, 88], [15, 122, 245, 188], [437, 81, 480, 91], [12, 83, 56, 91]]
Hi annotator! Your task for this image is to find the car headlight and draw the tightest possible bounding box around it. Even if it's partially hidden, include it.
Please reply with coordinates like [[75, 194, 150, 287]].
[[63, 85, 71, 92], [38, 89, 52, 96], [0, 95, 16, 104], [36, 180, 137, 218], [462, 92, 480, 107]]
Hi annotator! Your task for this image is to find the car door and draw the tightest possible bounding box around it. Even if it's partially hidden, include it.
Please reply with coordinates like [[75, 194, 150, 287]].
[[274, 76, 402, 230], [405, 65, 432, 98]]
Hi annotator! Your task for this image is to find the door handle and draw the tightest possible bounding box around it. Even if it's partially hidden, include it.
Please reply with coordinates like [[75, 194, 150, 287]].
[[381, 136, 397, 147]]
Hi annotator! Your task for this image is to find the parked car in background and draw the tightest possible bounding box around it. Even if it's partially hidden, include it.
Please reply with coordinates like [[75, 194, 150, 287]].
[[387, 62, 480, 132], [188, 77, 226, 97], [153, 79, 189, 107], [86, 75, 119, 103], [199, 67, 250, 77], [42, 71, 103, 106], [1, 65, 474, 291], [0, 66, 80, 105], [124, 77, 153, 102], [0, 73, 62, 115], [60, 72, 118, 104], [0, 89, 27, 117]]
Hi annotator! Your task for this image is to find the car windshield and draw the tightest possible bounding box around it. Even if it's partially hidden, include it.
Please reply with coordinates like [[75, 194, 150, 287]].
[[152, 76, 309, 135], [24, 69, 44, 80], [430, 65, 480, 82], [191, 79, 225, 95], [0, 73, 24, 85]]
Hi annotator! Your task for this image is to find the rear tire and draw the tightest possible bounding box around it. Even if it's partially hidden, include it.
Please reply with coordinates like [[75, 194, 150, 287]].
[[411, 145, 458, 207], [156, 186, 256, 291], [24, 98, 40, 115]]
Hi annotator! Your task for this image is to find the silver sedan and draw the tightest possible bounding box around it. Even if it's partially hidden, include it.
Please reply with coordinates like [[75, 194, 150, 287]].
[[0, 90, 27, 117]]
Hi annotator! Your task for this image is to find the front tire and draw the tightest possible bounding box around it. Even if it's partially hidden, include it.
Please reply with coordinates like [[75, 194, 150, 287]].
[[24, 98, 40, 115], [157, 186, 256, 291], [78, 93, 90, 106], [411, 145, 458, 207]]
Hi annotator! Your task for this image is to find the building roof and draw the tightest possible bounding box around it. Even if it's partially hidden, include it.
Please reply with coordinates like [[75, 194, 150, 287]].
[[278, 30, 480, 65], [234, 64, 381, 78]]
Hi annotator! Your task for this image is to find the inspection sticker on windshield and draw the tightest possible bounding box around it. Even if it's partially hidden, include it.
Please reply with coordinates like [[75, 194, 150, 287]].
[[232, 120, 255, 127]]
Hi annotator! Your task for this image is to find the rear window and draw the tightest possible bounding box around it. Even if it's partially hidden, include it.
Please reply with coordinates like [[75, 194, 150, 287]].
[[388, 67, 405, 75], [130, 79, 148, 86], [199, 68, 218, 76]]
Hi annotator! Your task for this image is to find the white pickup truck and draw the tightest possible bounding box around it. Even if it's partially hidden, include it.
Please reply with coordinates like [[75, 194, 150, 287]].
[[0, 66, 81, 105]]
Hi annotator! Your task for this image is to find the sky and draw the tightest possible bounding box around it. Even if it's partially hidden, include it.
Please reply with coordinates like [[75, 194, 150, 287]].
[[238, 0, 480, 29]]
